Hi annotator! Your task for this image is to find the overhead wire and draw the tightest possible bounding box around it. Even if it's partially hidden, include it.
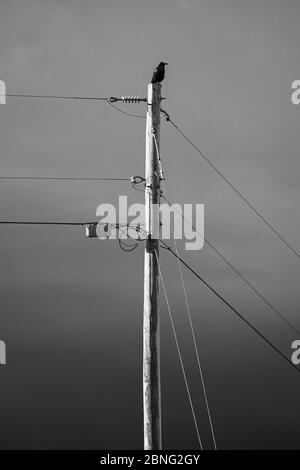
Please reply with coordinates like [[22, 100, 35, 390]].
[[160, 109, 300, 261], [153, 133, 217, 449], [161, 194, 300, 336], [0, 221, 88, 226], [0, 221, 144, 231], [6, 93, 114, 101], [0, 176, 130, 181], [154, 249, 203, 450], [161, 240, 299, 373], [105, 99, 146, 119], [5, 92, 146, 117], [5, 93, 298, 368]]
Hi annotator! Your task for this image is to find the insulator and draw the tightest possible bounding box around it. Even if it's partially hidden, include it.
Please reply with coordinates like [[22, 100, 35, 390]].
[[122, 96, 141, 103]]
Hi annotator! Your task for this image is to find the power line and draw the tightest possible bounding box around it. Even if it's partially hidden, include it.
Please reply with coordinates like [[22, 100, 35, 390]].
[[161, 240, 299, 373], [0, 176, 129, 181], [6, 93, 146, 118], [172, 236, 217, 450], [0, 222, 143, 233], [161, 194, 300, 336], [128, 145, 299, 336], [161, 109, 300, 261], [159, 192, 217, 450], [154, 249, 203, 450], [6, 94, 109, 101], [154, 139, 217, 449], [128, 154, 300, 352], [0, 221, 89, 226], [106, 100, 146, 119]]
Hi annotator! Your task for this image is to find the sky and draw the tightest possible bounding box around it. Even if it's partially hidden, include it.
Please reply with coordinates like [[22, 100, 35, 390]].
[[0, 0, 300, 450]]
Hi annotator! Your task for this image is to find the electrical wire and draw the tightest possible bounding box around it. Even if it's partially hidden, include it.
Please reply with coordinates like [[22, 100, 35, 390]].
[[129, 132, 300, 337], [6, 93, 146, 117], [161, 109, 300, 261], [0, 176, 129, 181], [161, 194, 300, 336], [130, 176, 145, 192], [152, 132, 217, 448], [0, 221, 144, 231], [105, 100, 146, 119], [0, 221, 88, 226], [6, 94, 109, 101], [159, 179, 217, 450], [118, 227, 140, 252], [118, 238, 139, 252], [154, 249, 203, 450], [161, 240, 299, 373]]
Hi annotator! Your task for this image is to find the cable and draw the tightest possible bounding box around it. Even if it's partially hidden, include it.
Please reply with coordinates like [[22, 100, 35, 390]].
[[6, 94, 109, 101], [0, 221, 88, 226], [152, 143, 217, 449], [0, 176, 129, 181], [152, 132, 165, 181], [0, 221, 143, 229], [6, 94, 148, 103], [117, 226, 140, 252], [161, 194, 300, 336], [106, 99, 146, 119], [133, 133, 300, 340], [152, 135, 299, 335], [154, 249, 203, 450], [118, 238, 139, 252], [160, 178, 217, 450], [161, 240, 299, 373], [6, 93, 146, 117], [161, 109, 300, 261], [130, 175, 145, 192]]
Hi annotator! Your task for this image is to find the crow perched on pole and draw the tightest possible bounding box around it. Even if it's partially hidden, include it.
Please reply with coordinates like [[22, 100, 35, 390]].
[[151, 62, 168, 84]]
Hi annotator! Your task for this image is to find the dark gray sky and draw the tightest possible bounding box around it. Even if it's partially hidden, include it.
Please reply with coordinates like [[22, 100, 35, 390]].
[[0, 0, 300, 449]]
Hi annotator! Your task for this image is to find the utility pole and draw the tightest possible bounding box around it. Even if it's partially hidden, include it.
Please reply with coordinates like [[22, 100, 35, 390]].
[[143, 82, 162, 450]]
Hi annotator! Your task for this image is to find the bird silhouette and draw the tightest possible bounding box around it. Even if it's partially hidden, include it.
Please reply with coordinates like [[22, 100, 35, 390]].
[[151, 62, 168, 84]]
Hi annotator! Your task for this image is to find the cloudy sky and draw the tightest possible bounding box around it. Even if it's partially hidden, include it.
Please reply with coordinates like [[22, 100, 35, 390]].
[[0, 0, 300, 449]]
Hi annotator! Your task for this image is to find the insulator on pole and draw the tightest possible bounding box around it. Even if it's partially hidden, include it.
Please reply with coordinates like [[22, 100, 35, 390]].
[[122, 96, 142, 103]]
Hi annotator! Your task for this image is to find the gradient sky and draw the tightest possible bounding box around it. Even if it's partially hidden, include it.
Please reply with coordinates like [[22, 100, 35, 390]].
[[0, 0, 300, 449]]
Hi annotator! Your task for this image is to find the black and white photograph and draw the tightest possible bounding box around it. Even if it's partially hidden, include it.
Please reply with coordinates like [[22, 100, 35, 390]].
[[0, 0, 300, 458]]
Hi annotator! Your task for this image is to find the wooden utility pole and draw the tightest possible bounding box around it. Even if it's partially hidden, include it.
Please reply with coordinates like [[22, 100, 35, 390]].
[[143, 83, 162, 450]]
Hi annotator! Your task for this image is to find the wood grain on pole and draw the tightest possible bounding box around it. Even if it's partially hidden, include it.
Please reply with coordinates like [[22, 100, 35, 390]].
[[143, 83, 162, 450]]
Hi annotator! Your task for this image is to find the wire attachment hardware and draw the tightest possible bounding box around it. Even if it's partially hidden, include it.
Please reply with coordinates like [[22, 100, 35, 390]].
[[130, 175, 145, 186], [109, 96, 147, 103], [122, 96, 146, 103], [160, 108, 170, 121], [130, 175, 145, 192]]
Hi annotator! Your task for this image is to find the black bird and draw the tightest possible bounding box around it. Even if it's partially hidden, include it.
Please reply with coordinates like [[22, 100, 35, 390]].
[[151, 61, 168, 84]]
